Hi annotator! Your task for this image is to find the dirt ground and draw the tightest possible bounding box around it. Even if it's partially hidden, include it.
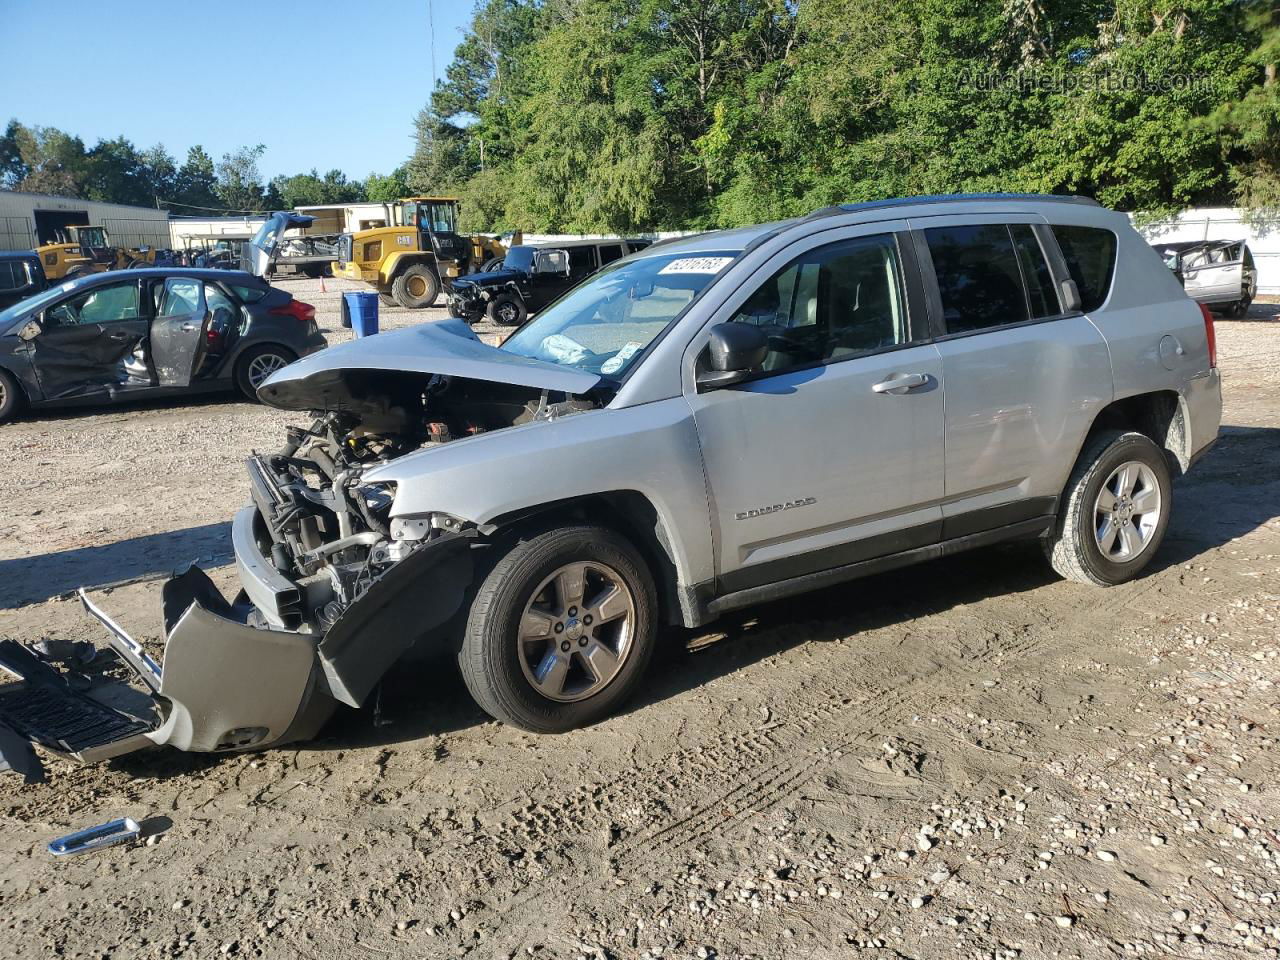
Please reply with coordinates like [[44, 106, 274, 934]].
[[1, 280, 1278, 960]]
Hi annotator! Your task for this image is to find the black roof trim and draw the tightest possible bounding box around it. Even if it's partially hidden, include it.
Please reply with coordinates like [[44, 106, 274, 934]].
[[810, 193, 1102, 218]]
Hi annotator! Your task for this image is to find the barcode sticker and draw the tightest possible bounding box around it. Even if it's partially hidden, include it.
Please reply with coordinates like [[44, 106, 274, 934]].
[[657, 256, 734, 275]]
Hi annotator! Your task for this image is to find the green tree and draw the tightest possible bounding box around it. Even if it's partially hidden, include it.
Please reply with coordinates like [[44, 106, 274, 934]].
[[365, 165, 411, 202], [171, 145, 220, 212], [216, 144, 269, 212]]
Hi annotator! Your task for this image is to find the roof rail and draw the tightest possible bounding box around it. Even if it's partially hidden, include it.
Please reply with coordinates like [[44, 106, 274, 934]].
[[807, 193, 1102, 218]]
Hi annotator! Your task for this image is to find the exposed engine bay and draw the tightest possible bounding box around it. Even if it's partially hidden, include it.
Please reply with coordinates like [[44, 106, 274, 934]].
[[246, 373, 599, 633]]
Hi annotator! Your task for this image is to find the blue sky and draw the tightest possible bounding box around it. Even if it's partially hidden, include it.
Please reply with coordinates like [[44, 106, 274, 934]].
[[0, 0, 473, 180]]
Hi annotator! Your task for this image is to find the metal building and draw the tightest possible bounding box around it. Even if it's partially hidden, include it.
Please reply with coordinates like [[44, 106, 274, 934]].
[[0, 190, 171, 252]]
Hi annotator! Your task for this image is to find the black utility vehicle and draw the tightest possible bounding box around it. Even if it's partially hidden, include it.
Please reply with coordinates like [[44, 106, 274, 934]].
[[0, 251, 48, 310], [448, 239, 651, 325]]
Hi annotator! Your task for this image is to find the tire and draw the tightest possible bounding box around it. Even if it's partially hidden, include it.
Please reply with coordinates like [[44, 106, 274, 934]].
[[379, 293, 396, 308], [1045, 430, 1172, 586], [459, 525, 658, 732], [234, 344, 297, 400], [391, 264, 440, 309], [486, 295, 527, 326], [483, 258, 505, 273], [64, 266, 89, 280], [1228, 296, 1252, 318], [0, 368, 22, 424]]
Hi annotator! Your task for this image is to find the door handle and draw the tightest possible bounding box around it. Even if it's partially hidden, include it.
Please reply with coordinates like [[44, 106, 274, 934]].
[[181, 323, 198, 332], [871, 372, 930, 394], [106, 330, 132, 340]]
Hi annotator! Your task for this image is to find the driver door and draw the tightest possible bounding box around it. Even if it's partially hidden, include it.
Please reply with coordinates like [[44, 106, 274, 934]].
[[149, 277, 210, 386], [29, 279, 150, 400], [684, 224, 946, 594], [528, 249, 577, 310]]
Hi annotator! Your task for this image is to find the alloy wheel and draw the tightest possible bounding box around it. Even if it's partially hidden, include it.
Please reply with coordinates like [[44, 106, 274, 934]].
[[247, 353, 289, 390], [1094, 460, 1162, 562], [518, 561, 636, 702]]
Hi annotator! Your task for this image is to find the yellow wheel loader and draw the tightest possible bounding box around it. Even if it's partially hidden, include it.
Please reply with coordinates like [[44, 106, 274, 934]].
[[330, 197, 514, 309], [36, 225, 160, 281]]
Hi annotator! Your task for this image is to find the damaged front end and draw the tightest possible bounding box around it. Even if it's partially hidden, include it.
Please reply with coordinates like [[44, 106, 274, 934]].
[[1, 321, 604, 776]]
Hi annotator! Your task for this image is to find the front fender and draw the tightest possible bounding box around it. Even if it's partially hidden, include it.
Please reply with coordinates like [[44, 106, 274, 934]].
[[364, 397, 714, 591], [379, 251, 434, 287]]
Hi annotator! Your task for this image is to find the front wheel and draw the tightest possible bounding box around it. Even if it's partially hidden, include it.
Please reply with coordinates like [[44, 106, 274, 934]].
[[486, 295, 527, 326], [0, 368, 22, 424], [1044, 430, 1172, 586], [235, 344, 297, 400], [459, 525, 658, 732], [391, 264, 440, 309]]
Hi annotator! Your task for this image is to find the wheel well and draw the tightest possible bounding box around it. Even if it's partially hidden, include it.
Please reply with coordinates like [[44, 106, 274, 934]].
[[485, 491, 685, 626], [390, 255, 439, 279], [1085, 390, 1188, 476], [0, 364, 29, 408], [232, 341, 298, 374]]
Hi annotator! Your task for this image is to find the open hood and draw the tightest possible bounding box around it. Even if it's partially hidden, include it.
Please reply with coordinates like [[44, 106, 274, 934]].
[[257, 317, 601, 410], [243, 212, 316, 277]]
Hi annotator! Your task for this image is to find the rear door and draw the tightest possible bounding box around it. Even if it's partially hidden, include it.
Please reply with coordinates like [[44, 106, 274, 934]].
[[29, 279, 150, 400], [913, 217, 1112, 533], [149, 276, 210, 386]]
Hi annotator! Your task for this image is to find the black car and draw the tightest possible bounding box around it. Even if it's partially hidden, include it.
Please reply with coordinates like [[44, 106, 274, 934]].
[[0, 268, 327, 424], [0, 251, 48, 310], [448, 238, 652, 325]]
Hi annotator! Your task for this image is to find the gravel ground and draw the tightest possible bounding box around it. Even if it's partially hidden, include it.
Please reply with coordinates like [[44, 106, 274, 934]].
[[0, 282, 1278, 960]]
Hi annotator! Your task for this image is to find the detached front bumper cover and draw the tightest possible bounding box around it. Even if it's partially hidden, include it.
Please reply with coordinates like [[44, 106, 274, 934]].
[[0, 522, 475, 779]]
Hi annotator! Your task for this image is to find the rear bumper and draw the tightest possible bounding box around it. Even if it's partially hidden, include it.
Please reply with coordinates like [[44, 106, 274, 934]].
[[1183, 368, 1222, 465]]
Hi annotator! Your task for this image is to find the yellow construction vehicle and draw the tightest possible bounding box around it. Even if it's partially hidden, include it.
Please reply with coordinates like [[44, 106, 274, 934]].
[[36, 225, 160, 281], [330, 197, 513, 308]]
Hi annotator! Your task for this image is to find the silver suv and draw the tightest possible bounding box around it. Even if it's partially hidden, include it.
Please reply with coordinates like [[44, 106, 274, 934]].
[[0, 194, 1222, 769]]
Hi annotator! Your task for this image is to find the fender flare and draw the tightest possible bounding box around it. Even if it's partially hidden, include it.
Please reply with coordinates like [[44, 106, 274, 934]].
[[379, 251, 439, 288]]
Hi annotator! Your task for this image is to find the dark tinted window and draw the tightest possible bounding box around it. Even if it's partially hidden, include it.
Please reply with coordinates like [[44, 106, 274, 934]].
[[229, 283, 268, 303], [1051, 225, 1116, 312], [729, 234, 908, 373], [598, 244, 624, 265], [0, 261, 28, 291], [1010, 224, 1058, 318], [567, 246, 596, 276], [925, 224, 1029, 333]]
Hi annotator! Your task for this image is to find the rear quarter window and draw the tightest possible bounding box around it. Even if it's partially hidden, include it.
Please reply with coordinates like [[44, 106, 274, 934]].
[[229, 283, 269, 304], [1051, 225, 1117, 313]]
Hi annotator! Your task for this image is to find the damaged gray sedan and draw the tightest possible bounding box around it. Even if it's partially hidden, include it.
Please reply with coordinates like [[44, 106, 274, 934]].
[[0, 195, 1223, 774]]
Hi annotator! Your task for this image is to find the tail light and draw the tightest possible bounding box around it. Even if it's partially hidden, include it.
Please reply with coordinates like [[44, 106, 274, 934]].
[[1198, 303, 1217, 368], [270, 299, 316, 323]]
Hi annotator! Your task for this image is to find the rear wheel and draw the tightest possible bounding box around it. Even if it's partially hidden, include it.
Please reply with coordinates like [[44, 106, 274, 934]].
[[1045, 430, 1172, 586], [483, 258, 505, 273], [379, 293, 396, 308], [0, 368, 22, 424], [486, 295, 527, 326], [235, 344, 296, 400], [1228, 296, 1252, 318], [391, 264, 440, 309], [459, 525, 657, 732]]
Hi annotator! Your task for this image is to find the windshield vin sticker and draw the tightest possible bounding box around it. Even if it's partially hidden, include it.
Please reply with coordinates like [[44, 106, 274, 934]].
[[735, 497, 817, 521], [658, 256, 734, 275]]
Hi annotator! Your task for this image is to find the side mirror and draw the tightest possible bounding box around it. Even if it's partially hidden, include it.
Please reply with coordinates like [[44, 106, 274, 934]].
[[17, 319, 42, 341], [696, 323, 768, 392], [1059, 278, 1081, 313]]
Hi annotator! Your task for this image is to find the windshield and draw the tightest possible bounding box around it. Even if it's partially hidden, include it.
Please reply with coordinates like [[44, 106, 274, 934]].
[[500, 250, 738, 379], [504, 246, 535, 272], [405, 201, 458, 234], [78, 227, 106, 247], [0, 277, 83, 328]]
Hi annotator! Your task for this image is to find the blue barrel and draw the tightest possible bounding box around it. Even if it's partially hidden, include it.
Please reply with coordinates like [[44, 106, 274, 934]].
[[343, 291, 379, 337]]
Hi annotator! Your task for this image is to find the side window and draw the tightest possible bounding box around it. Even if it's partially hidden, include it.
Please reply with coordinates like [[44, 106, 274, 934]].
[[156, 277, 205, 317], [728, 233, 909, 373], [229, 283, 268, 304], [924, 224, 1029, 334], [567, 246, 596, 276], [0, 261, 24, 291], [1010, 224, 1059, 319], [1050, 225, 1117, 313], [598, 244, 624, 265], [46, 282, 141, 327], [1244, 246, 1255, 269]]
